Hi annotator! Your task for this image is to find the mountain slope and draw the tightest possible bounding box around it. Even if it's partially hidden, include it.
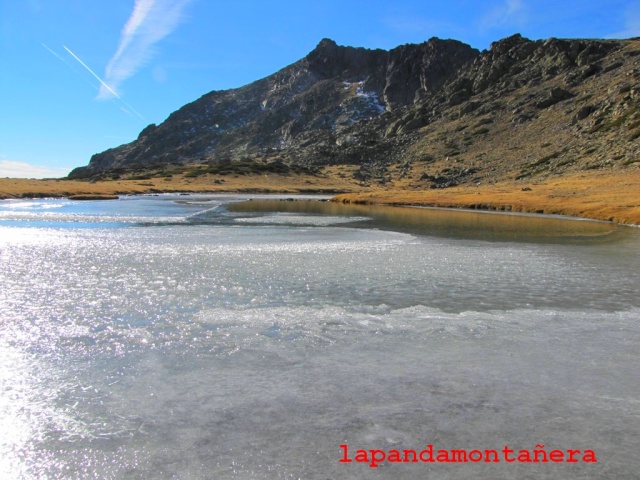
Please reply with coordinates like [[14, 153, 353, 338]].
[[69, 34, 640, 197]]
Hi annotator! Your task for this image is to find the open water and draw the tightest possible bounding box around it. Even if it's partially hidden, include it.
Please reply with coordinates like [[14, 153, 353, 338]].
[[0, 194, 639, 479]]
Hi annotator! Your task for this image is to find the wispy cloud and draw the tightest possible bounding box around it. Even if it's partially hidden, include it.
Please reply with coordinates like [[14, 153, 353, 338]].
[[0, 160, 71, 179], [100, 0, 192, 100], [479, 0, 528, 32]]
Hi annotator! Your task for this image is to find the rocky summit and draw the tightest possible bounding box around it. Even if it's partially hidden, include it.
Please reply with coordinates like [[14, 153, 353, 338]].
[[69, 34, 640, 191]]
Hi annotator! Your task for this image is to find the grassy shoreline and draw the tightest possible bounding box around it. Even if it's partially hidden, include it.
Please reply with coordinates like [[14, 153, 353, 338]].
[[333, 170, 640, 226], [0, 168, 361, 200], [1, 169, 638, 225]]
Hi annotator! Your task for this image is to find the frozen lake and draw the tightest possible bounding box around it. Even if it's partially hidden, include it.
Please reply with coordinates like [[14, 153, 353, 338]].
[[1, 195, 638, 479]]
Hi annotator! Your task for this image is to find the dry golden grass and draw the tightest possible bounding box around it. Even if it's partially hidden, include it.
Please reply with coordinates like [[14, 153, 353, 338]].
[[334, 169, 640, 225]]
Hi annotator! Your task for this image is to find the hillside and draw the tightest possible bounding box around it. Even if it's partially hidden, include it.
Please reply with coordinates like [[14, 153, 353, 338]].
[[68, 36, 478, 178]]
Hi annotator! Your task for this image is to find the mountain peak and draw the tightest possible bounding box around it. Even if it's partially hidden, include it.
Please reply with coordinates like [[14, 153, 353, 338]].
[[316, 38, 338, 49]]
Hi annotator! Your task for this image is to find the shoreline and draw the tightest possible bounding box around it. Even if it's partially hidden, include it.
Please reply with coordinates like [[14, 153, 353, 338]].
[[404, 204, 619, 225], [1, 168, 638, 225]]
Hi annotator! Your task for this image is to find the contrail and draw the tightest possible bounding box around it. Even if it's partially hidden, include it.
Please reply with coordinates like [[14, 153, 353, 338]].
[[41, 43, 65, 62], [116, 100, 146, 121], [63, 45, 121, 99], [42, 43, 104, 92], [59, 45, 146, 121]]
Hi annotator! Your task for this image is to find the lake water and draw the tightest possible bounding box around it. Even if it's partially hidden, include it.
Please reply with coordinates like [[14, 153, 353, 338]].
[[0, 195, 639, 479]]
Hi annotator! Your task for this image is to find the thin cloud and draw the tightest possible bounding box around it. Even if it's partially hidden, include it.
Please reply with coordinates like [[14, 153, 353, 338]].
[[479, 0, 527, 32], [99, 0, 192, 100], [0, 160, 71, 179]]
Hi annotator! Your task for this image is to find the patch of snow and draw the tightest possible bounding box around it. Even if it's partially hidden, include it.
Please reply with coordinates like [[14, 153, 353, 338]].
[[355, 82, 386, 113]]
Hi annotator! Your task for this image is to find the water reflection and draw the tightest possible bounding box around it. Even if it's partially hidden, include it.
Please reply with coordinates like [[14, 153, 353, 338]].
[[228, 199, 625, 244]]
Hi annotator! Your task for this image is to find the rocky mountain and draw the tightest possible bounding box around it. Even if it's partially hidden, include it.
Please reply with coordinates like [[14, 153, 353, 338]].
[[69, 34, 640, 189]]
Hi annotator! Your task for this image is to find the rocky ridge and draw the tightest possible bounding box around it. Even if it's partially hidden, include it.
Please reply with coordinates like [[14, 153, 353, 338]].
[[69, 34, 640, 190]]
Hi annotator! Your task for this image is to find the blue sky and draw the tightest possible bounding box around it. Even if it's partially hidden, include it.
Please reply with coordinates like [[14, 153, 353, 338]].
[[1, 0, 639, 178]]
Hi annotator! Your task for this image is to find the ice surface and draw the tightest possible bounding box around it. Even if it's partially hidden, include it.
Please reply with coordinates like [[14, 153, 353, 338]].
[[0, 196, 639, 478]]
